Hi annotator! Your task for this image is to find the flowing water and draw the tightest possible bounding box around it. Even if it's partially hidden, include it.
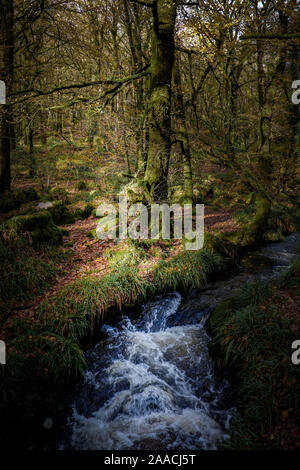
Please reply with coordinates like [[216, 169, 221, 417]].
[[59, 232, 300, 450]]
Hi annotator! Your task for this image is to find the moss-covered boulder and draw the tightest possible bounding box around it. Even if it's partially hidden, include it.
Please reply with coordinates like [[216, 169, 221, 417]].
[[0, 188, 39, 214], [72, 202, 95, 220], [6, 211, 64, 245], [49, 187, 69, 203], [0, 190, 20, 213], [81, 202, 94, 219], [120, 180, 145, 204], [16, 188, 39, 204], [48, 201, 75, 225]]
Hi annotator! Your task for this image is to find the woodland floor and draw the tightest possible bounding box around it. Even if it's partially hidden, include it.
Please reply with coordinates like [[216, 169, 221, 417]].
[[1, 204, 240, 339]]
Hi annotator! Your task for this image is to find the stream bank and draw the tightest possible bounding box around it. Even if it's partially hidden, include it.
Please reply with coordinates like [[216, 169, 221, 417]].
[[58, 233, 300, 450]]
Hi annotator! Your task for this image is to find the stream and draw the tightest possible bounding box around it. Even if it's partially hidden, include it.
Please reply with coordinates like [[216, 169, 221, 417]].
[[59, 232, 300, 450]]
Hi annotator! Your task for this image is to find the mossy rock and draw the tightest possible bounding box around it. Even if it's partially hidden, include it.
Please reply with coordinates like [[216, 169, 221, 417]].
[[72, 202, 95, 220], [6, 211, 64, 245], [81, 203, 95, 219], [49, 187, 70, 203], [220, 228, 256, 248], [15, 188, 39, 204], [48, 200, 75, 225], [0, 188, 39, 214], [0, 190, 20, 213], [120, 180, 145, 204]]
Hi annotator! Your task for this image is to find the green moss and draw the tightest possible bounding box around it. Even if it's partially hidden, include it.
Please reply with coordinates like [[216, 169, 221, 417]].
[[105, 243, 146, 269], [49, 187, 69, 203], [209, 260, 300, 449], [6, 211, 64, 245], [48, 200, 75, 225], [263, 228, 285, 242], [0, 188, 39, 214], [87, 228, 96, 239], [120, 179, 146, 204], [0, 237, 61, 309], [81, 202, 95, 219], [0, 190, 21, 212], [15, 188, 39, 204]]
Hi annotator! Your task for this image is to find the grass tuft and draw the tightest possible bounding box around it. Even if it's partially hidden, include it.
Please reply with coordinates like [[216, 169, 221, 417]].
[[209, 258, 300, 449]]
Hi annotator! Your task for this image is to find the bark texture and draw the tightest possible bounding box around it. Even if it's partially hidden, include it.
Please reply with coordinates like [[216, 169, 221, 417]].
[[144, 0, 177, 202]]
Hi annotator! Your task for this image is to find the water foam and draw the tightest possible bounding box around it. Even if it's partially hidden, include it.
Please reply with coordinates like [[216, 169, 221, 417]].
[[61, 292, 232, 450]]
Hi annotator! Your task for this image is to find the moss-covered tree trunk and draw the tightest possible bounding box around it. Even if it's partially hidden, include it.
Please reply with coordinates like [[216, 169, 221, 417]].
[[245, 34, 271, 244], [289, 43, 299, 163], [143, 0, 177, 202], [172, 53, 193, 204], [0, 0, 14, 193]]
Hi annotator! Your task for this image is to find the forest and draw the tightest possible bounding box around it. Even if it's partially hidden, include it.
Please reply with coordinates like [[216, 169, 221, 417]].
[[0, 0, 299, 452]]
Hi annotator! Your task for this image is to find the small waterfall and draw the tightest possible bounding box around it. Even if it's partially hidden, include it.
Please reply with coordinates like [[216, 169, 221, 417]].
[[59, 232, 300, 450], [60, 292, 232, 450]]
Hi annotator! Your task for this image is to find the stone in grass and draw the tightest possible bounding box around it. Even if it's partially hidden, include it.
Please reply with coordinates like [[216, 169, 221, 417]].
[[36, 201, 54, 210], [48, 200, 75, 225], [7, 211, 64, 245]]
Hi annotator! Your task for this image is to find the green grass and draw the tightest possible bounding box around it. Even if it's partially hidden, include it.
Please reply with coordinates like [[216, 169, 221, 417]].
[[0, 231, 234, 448], [0, 236, 68, 318], [209, 258, 300, 449], [39, 264, 150, 335], [104, 242, 146, 269], [153, 248, 224, 292]]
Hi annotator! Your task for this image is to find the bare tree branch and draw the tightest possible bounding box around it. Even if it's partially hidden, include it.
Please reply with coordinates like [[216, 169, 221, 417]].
[[8, 65, 150, 102]]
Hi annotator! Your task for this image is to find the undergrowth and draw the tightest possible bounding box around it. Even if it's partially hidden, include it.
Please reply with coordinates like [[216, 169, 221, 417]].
[[209, 258, 300, 449], [0, 233, 230, 446], [0, 235, 68, 321]]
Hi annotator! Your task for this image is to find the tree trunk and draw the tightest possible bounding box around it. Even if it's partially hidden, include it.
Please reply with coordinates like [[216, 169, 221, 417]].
[[288, 43, 299, 162], [123, 0, 147, 177], [0, 0, 14, 193], [172, 53, 193, 204], [144, 0, 176, 202]]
